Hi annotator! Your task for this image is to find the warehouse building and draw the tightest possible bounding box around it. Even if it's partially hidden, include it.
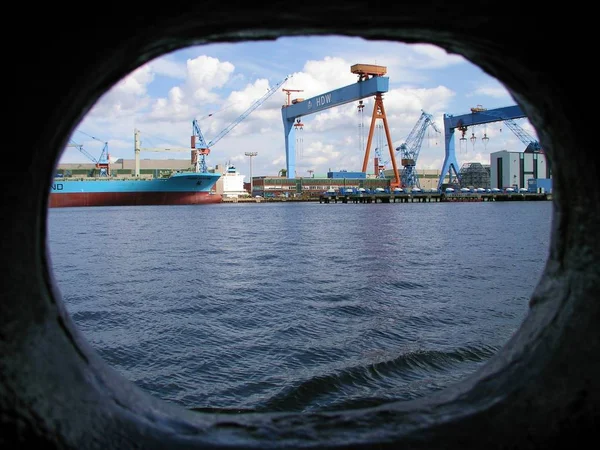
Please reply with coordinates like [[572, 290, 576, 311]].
[[490, 150, 551, 191]]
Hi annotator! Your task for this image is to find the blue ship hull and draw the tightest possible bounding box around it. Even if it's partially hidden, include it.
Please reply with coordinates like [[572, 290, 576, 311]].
[[49, 172, 222, 207]]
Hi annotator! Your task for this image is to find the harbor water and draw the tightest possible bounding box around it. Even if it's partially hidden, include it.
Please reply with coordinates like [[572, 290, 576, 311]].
[[46, 201, 552, 413]]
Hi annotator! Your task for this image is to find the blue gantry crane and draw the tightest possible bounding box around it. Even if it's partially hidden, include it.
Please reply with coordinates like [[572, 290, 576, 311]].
[[191, 76, 290, 173], [281, 64, 401, 186], [438, 104, 528, 190], [396, 110, 440, 189]]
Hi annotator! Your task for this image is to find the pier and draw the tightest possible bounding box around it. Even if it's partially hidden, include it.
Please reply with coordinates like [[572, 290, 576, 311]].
[[220, 192, 552, 204], [318, 192, 551, 204]]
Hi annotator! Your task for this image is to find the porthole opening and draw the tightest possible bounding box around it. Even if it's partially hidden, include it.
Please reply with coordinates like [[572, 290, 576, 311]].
[[46, 36, 552, 415]]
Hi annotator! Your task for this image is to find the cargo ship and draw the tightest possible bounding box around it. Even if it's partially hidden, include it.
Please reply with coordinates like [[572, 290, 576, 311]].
[[49, 171, 222, 208], [49, 128, 223, 208], [50, 73, 288, 208]]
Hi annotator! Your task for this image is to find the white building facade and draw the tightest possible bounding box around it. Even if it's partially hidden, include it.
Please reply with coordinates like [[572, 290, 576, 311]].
[[490, 150, 551, 190]]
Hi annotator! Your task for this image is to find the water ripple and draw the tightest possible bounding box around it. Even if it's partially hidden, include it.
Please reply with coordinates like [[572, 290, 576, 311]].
[[47, 202, 552, 412]]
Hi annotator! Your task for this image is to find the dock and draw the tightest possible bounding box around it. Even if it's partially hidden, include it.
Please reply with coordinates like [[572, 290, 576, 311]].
[[220, 192, 551, 203], [318, 192, 551, 204]]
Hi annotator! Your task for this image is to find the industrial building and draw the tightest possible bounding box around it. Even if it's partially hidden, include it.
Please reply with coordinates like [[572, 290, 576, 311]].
[[490, 150, 551, 191], [380, 168, 450, 191], [251, 173, 390, 198], [251, 169, 451, 198], [458, 162, 491, 189]]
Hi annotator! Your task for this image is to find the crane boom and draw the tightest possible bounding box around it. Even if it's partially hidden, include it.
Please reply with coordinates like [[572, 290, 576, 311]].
[[471, 106, 541, 152], [191, 75, 290, 172], [396, 111, 440, 188], [67, 139, 110, 176], [500, 119, 541, 152], [133, 129, 192, 176], [67, 141, 98, 163]]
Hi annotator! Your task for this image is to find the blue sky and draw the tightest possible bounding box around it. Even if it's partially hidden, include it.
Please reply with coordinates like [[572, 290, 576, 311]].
[[62, 36, 537, 180]]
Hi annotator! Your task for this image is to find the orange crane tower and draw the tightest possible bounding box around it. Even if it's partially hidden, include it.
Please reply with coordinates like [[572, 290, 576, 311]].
[[352, 64, 400, 188]]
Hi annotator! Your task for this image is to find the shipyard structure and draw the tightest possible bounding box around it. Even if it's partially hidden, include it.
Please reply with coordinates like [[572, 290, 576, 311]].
[[247, 150, 550, 198], [273, 64, 552, 197], [54, 149, 551, 200], [53, 65, 551, 204]]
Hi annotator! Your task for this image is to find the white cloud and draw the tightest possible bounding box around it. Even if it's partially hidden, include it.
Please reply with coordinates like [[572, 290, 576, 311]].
[[148, 86, 193, 122], [134, 55, 238, 127], [186, 55, 235, 93], [147, 57, 187, 79], [405, 43, 466, 69], [86, 65, 154, 119], [469, 83, 512, 100]]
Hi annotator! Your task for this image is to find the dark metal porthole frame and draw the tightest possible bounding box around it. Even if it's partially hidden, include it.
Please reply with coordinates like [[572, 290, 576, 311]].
[[2, 4, 598, 448]]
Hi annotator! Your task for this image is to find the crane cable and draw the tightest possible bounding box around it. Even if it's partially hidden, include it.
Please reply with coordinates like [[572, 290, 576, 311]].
[[197, 102, 236, 122], [357, 100, 365, 153], [75, 130, 105, 143], [294, 118, 304, 158], [376, 122, 385, 169]]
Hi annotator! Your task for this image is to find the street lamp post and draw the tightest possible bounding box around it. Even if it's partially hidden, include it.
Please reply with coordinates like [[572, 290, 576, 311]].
[[245, 152, 258, 195]]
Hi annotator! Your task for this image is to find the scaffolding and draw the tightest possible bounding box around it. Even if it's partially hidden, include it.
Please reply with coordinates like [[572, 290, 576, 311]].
[[459, 162, 490, 188]]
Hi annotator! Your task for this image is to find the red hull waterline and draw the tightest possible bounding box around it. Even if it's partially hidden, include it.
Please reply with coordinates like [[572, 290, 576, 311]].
[[49, 192, 223, 208]]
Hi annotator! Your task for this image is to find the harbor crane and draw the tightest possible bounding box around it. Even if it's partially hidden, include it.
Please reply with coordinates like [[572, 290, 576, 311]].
[[133, 129, 191, 177], [191, 75, 290, 172], [502, 119, 541, 153], [67, 136, 111, 176], [396, 110, 440, 189], [372, 139, 402, 179], [373, 146, 388, 178], [371, 111, 439, 188], [281, 64, 401, 187], [438, 104, 528, 190]]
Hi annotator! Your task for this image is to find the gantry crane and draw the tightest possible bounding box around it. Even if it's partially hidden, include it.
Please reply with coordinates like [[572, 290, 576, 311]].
[[67, 136, 111, 176], [191, 75, 290, 172], [438, 104, 528, 190], [396, 110, 440, 189], [281, 64, 400, 186]]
